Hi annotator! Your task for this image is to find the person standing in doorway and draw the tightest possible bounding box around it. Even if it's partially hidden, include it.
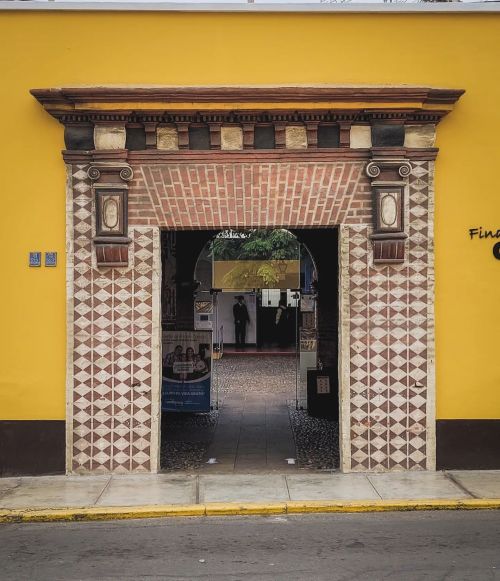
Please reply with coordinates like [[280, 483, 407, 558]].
[[275, 298, 289, 348], [233, 295, 250, 349]]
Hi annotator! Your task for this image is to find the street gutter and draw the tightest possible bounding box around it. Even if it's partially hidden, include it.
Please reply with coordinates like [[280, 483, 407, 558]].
[[2, 498, 500, 524]]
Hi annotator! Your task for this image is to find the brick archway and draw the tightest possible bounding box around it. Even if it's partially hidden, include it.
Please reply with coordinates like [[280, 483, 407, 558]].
[[33, 86, 463, 473], [127, 153, 371, 229]]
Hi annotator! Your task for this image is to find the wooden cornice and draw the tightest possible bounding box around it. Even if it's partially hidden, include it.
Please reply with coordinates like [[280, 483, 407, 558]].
[[31, 85, 464, 106], [62, 147, 439, 165], [31, 85, 464, 125]]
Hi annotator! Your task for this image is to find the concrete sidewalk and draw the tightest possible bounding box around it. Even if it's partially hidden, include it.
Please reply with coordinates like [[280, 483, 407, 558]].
[[1, 471, 500, 516]]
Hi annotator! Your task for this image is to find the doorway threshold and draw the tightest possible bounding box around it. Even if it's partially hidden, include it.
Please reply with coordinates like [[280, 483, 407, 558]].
[[224, 346, 296, 356]]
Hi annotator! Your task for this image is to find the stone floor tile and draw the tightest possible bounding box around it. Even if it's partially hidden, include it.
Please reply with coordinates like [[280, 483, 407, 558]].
[[448, 470, 500, 498], [97, 474, 197, 506], [0, 475, 111, 509], [161, 355, 338, 472], [0, 477, 22, 502], [286, 473, 379, 501], [367, 471, 470, 500], [199, 474, 289, 502]]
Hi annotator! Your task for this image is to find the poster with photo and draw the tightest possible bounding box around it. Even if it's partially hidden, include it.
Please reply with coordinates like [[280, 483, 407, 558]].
[[162, 331, 212, 412]]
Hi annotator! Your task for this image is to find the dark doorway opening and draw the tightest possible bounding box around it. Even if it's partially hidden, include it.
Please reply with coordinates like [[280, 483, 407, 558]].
[[159, 228, 340, 473]]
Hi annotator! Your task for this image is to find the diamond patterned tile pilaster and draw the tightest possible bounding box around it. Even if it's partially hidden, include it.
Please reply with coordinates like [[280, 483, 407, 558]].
[[68, 165, 160, 474], [345, 161, 433, 471]]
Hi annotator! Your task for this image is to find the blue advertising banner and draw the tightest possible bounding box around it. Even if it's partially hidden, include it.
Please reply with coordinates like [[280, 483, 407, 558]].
[[161, 331, 212, 413]]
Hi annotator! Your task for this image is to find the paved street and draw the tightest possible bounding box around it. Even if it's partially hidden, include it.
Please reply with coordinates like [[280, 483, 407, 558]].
[[1, 512, 500, 580]]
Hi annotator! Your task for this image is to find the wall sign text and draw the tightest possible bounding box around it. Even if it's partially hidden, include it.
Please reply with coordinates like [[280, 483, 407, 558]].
[[468, 227, 500, 260]]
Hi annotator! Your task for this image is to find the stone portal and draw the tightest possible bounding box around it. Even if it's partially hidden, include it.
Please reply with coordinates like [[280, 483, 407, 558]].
[[32, 86, 463, 473]]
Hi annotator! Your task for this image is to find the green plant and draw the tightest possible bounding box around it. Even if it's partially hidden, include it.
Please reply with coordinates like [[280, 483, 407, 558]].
[[211, 229, 299, 261]]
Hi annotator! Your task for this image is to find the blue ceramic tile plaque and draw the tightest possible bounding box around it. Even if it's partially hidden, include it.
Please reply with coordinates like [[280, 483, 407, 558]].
[[45, 252, 57, 267], [29, 252, 42, 267]]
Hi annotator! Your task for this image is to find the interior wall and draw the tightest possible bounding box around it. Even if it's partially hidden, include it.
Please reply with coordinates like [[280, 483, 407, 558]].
[[294, 229, 339, 370], [217, 293, 257, 345], [174, 231, 218, 331]]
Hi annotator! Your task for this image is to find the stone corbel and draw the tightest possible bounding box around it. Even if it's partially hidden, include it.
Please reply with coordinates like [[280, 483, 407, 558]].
[[305, 122, 319, 148], [365, 157, 412, 264], [242, 123, 255, 149], [176, 122, 190, 149], [208, 122, 222, 150], [87, 162, 133, 267], [143, 122, 158, 150], [274, 122, 287, 149]]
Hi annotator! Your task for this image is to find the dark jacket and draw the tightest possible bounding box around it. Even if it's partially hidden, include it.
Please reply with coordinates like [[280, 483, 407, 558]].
[[233, 302, 250, 324]]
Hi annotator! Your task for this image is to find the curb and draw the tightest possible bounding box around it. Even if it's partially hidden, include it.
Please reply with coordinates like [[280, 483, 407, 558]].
[[1, 498, 500, 523]]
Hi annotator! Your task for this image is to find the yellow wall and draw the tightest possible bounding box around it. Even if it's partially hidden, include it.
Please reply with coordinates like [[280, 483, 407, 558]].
[[0, 11, 499, 420]]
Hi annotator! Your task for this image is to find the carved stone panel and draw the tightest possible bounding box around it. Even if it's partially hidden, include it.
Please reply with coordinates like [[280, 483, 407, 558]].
[[88, 162, 133, 267], [366, 158, 411, 264]]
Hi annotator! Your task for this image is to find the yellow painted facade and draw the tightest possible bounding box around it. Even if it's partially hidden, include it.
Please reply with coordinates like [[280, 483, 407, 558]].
[[0, 10, 499, 421]]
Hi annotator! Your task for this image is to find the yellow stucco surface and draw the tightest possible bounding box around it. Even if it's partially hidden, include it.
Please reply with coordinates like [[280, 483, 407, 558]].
[[0, 11, 499, 420]]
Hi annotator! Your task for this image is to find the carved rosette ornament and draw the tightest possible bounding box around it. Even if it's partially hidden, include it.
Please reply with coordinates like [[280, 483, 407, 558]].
[[365, 158, 412, 264], [87, 162, 133, 266]]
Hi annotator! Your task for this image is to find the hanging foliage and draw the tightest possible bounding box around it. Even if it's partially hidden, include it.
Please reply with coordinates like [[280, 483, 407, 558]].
[[211, 229, 299, 261]]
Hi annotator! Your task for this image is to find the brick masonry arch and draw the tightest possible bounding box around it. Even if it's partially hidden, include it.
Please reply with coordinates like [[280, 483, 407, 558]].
[[127, 156, 371, 229], [32, 86, 462, 474]]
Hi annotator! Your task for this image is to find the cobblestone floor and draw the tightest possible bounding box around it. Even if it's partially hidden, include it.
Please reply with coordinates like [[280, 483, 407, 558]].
[[215, 354, 298, 395], [160, 411, 218, 471], [161, 355, 339, 471], [289, 407, 340, 470]]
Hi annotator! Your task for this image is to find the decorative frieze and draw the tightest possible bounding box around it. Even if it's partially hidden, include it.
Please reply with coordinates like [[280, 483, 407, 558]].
[[33, 86, 463, 155]]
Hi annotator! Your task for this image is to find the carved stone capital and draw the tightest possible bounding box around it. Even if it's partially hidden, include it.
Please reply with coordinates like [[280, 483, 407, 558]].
[[366, 158, 411, 182], [87, 162, 133, 184]]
